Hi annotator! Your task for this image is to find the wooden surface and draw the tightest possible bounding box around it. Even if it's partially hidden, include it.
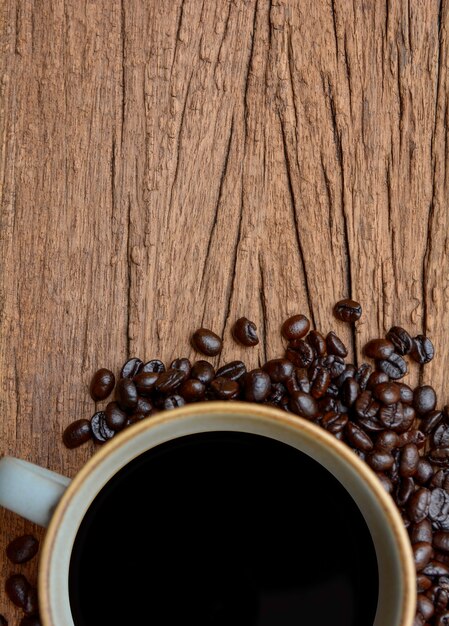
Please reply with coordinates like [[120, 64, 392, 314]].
[[1, 0, 449, 621]]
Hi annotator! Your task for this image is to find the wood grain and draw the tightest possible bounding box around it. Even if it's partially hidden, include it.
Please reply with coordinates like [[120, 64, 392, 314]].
[[0, 0, 448, 621]]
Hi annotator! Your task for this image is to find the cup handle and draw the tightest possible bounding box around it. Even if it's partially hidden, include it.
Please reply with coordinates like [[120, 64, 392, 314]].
[[0, 456, 71, 527]]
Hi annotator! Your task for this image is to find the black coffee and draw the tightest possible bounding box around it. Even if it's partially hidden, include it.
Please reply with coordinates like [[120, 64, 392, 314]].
[[69, 432, 378, 626]]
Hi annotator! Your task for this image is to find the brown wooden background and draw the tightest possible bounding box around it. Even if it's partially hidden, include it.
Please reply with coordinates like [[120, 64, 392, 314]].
[[1, 0, 448, 621]]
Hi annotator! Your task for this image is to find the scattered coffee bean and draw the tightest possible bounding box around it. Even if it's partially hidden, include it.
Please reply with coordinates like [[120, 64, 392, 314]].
[[333, 299, 362, 323], [414, 385, 437, 415], [141, 359, 165, 373], [116, 378, 138, 411], [105, 401, 127, 432], [178, 379, 206, 402], [244, 369, 271, 403], [377, 352, 408, 380], [89, 368, 115, 401], [191, 328, 223, 356], [232, 317, 259, 346], [373, 382, 401, 405], [170, 358, 191, 376], [289, 392, 319, 419], [216, 360, 246, 381], [209, 377, 240, 400], [285, 340, 315, 368], [155, 369, 186, 394], [190, 361, 215, 384], [326, 332, 348, 357], [134, 372, 159, 395], [5, 574, 29, 609], [364, 339, 395, 360], [163, 395, 186, 410], [281, 315, 310, 340], [306, 330, 327, 356], [386, 326, 413, 355], [23, 586, 38, 616], [120, 357, 143, 379], [434, 533, 449, 554], [90, 411, 115, 444], [263, 358, 294, 383], [411, 335, 435, 364], [400, 444, 420, 477], [63, 419, 92, 449], [340, 378, 360, 407], [6, 535, 39, 564], [135, 397, 153, 416]]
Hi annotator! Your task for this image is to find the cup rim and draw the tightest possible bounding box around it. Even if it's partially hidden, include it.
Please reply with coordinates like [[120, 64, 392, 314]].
[[39, 401, 416, 626]]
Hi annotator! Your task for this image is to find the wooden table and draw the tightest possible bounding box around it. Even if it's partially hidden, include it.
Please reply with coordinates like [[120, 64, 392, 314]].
[[1, 0, 448, 621]]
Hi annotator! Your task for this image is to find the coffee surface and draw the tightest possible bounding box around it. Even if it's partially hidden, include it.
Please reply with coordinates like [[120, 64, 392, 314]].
[[69, 431, 378, 625]]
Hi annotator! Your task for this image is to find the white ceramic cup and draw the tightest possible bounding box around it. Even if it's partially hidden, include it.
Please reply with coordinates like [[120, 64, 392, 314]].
[[0, 402, 416, 626]]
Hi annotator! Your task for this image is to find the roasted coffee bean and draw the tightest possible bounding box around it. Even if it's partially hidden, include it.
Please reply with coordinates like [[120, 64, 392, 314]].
[[429, 488, 449, 530], [434, 532, 449, 553], [377, 353, 407, 380], [432, 424, 449, 448], [340, 377, 359, 407], [325, 413, 348, 434], [281, 315, 310, 340], [431, 470, 449, 490], [310, 367, 331, 399], [294, 368, 311, 393], [422, 410, 443, 435], [417, 594, 434, 620], [242, 369, 270, 403], [417, 574, 432, 592], [325, 332, 348, 357], [232, 317, 259, 346], [411, 335, 435, 364], [334, 364, 357, 387], [386, 326, 413, 355], [285, 340, 315, 368], [19, 618, 42, 626], [408, 488, 431, 523], [413, 542, 434, 571], [345, 422, 373, 452], [355, 391, 379, 419], [263, 358, 294, 383], [116, 378, 138, 410], [141, 359, 165, 374], [373, 382, 401, 405], [436, 611, 449, 626], [210, 377, 240, 400], [120, 357, 143, 379], [396, 477, 415, 507], [63, 419, 92, 449], [191, 328, 222, 356], [216, 361, 247, 381], [105, 402, 127, 432], [155, 369, 186, 394], [367, 450, 395, 472], [91, 411, 115, 444], [306, 330, 327, 357], [378, 402, 405, 430], [134, 372, 159, 395], [23, 586, 38, 616], [190, 360, 215, 384], [321, 355, 345, 379], [163, 395, 186, 410], [170, 358, 191, 376], [135, 397, 152, 416], [422, 560, 449, 577], [0, 615, 7, 626], [411, 520, 433, 544], [374, 430, 399, 451], [358, 415, 384, 433], [400, 444, 420, 477], [415, 459, 434, 485], [364, 339, 395, 360], [6, 535, 39, 565], [5, 574, 29, 608], [377, 473, 393, 494], [398, 405, 417, 434], [355, 363, 372, 390], [430, 448, 449, 467], [179, 379, 206, 402], [333, 298, 362, 323], [412, 613, 424, 626], [413, 385, 437, 415], [366, 371, 389, 390], [289, 392, 319, 419], [268, 382, 287, 405], [397, 383, 414, 405], [90, 368, 115, 401]]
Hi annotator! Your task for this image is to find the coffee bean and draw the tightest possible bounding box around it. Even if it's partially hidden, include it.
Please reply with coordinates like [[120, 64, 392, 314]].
[[323, 412, 348, 434], [367, 450, 395, 472], [377, 473, 394, 494], [417, 594, 435, 620], [310, 367, 331, 399], [413, 385, 437, 415], [191, 328, 222, 356], [263, 358, 294, 383], [400, 444, 420, 477], [433, 424, 449, 448], [429, 488, 449, 530], [413, 542, 434, 571], [285, 340, 315, 368], [19, 618, 42, 626], [105, 402, 127, 432], [91, 411, 115, 444], [89, 368, 115, 401], [120, 357, 143, 379], [334, 364, 357, 387], [340, 378, 360, 407], [236, 370, 267, 403], [179, 379, 206, 402], [364, 339, 395, 360], [416, 574, 432, 592], [135, 397, 153, 416], [333, 299, 362, 323], [376, 430, 400, 450], [267, 382, 287, 405], [292, 368, 311, 393], [398, 405, 417, 433], [325, 332, 348, 357], [163, 395, 186, 410], [289, 392, 319, 419], [431, 470, 449, 490], [209, 377, 240, 400], [232, 317, 259, 346], [155, 369, 186, 394], [398, 383, 414, 405], [373, 382, 401, 405], [5, 574, 29, 608], [134, 372, 159, 395], [63, 419, 92, 449], [386, 326, 413, 355], [355, 391, 379, 420], [345, 422, 373, 452], [116, 378, 138, 410], [412, 612, 425, 626], [411, 335, 435, 364], [396, 477, 415, 507], [430, 448, 449, 467], [366, 371, 389, 390], [422, 410, 443, 434], [422, 560, 449, 577], [415, 459, 434, 485], [411, 520, 433, 544], [23, 586, 38, 616], [141, 359, 165, 374], [408, 488, 431, 523], [216, 361, 247, 381], [190, 361, 215, 384], [170, 358, 191, 376], [281, 315, 310, 340], [434, 533, 449, 554], [377, 353, 408, 380], [306, 330, 327, 357], [354, 363, 372, 390], [6, 535, 39, 564]]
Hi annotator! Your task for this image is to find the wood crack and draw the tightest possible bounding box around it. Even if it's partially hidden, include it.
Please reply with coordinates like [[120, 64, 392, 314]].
[[258, 251, 268, 365], [126, 196, 132, 357], [121, 0, 126, 146]]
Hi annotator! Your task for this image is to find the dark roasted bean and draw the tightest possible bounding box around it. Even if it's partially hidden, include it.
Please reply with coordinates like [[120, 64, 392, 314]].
[[281, 315, 310, 340], [105, 401, 127, 432], [325, 331, 348, 357], [433, 424, 449, 448], [190, 360, 215, 384], [345, 422, 373, 451], [155, 369, 186, 394], [23, 586, 38, 616], [91, 411, 115, 444], [354, 391, 379, 419], [373, 382, 401, 405], [411, 520, 433, 544], [263, 358, 294, 383], [285, 375, 300, 394], [120, 357, 143, 379], [90, 368, 115, 401], [400, 444, 420, 477], [386, 326, 413, 355], [163, 395, 186, 410], [334, 364, 357, 387], [377, 353, 408, 380], [364, 339, 395, 360], [141, 359, 165, 374], [413, 385, 437, 415], [268, 382, 287, 405], [306, 330, 327, 357], [179, 379, 206, 402], [294, 368, 311, 393], [216, 360, 247, 381], [397, 405, 417, 433], [434, 532, 449, 553], [417, 574, 432, 592], [379, 402, 405, 430], [429, 489, 449, 530], [210, 377, 240, 400], [322, 355, 346, 379], [412, 613, 424, 626], [398, 383, 414, 405], [310, 367, 331, 399], [411, 335, 435, 364], [170, 358, 191, 376], [5, 574, 29, 608], [408, 488, 431, 523], [6, 535, 39, 564], [134, 372, 159, 395], [417, 594, 434, 620], [413, 542, 434, 571], [377, 473, 393, 494], [431, 470, 449, 489], [285, 340, 315, 368], [422, 410, 443, 434], [232, 317, 259, 346], [135, 397, 152, 416], [366, 370, 389, 390], [116, 378, 138, 410], [244, 369, 271, 403], [415, 459, 434, 485], [340, 378, 359, 407], [326, 413, 348, 434], [289, 392, 319, 419], [63, 419, 92, 449], [436, 611, 449, 626], [422, 560, 449, 576], [191, 328, 222, 356], [431, 449, 449, 467], [367, 450, 395, 472], [358, 415, 384, 432], [355, 363, 372, 390], [376, 430, 399, 450], [333, 299, 362, 323], [396, 477, 415, 507]]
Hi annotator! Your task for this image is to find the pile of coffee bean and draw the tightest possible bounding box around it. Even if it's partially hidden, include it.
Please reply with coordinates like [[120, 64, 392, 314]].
[[1, 535, 40, 625]]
